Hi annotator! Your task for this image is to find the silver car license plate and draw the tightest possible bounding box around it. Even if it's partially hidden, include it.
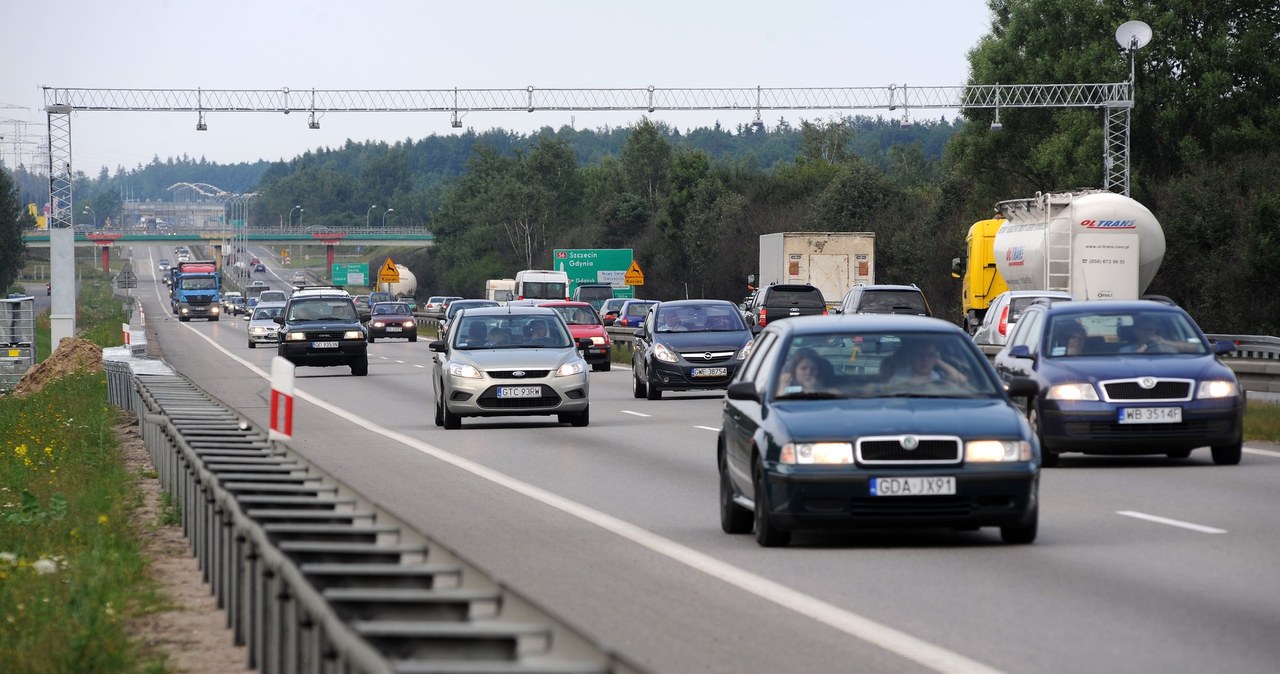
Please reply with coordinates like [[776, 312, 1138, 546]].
[[498, 386, 541, 398]]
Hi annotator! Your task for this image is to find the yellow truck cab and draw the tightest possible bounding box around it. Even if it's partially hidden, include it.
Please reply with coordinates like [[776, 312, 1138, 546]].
[[953, 217, 1008, 334]]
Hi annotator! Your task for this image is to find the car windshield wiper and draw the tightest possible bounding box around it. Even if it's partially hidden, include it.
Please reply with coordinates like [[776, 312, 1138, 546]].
[[777, 391, 842, 400]]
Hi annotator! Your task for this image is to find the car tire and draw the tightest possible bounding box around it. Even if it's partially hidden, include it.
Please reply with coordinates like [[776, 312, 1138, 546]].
[[210, 316, 219, 322], [248, 342, 255, 349], [720, 451, 752, 534], [1029, 407, 1058, 468], [368, 334, 375, 343], [350, 359, 369, 376], [433, 395, 444, 427], [753, 459, 790, 547], [178, 315, 189, 322], [560, 405, 590, 427], [442, 403, 462, 430], [632, 370, 647, 399], [1211, 441, 1242, 466], [1000, 503, 1038, 544], [593, 361, 610, 372], [645, 370, 662, 400], [409, 335, 417, 343]]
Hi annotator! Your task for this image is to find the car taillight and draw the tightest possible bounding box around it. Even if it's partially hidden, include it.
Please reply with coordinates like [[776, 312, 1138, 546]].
[[997, 306, 1010, 336], [758, 308, 767, 326]]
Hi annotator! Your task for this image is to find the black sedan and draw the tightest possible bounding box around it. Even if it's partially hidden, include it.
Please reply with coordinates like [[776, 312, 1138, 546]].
[[366, 302, 418, 342], [632, 299, 753, 400], [719, 315, 1041, 547]]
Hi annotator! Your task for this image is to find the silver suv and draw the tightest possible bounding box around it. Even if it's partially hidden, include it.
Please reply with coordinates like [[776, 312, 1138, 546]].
[[972, 290, 1072, 346], [836, 284, 932, 317]]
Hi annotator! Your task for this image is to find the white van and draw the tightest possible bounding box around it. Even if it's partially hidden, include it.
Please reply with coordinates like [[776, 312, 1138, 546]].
[[514, 269, 569, 301]]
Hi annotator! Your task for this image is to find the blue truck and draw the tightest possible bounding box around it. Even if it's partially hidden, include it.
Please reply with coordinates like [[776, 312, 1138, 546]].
[[170, 260, 222, 322]]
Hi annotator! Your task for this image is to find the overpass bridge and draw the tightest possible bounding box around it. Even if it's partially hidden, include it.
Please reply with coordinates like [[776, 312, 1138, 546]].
[[22, 225, 435, 248]]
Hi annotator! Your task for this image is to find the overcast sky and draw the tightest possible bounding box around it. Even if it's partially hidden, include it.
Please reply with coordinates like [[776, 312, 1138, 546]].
[[1, 0, 994, 173]]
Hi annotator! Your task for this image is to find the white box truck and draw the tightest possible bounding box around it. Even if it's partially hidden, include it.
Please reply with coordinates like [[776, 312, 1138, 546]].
[[758, 232, 875, 307]]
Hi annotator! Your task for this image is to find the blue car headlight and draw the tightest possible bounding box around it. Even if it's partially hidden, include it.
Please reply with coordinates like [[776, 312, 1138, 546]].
[[1046, 382, 1099, 401], [780, 442, 853, 465], [1197, 380, 1237, 399], [966, 440, 1033, 462]]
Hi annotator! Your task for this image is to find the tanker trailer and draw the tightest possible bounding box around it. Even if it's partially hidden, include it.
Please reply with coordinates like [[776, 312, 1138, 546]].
[[994, 190, 1164, 301]]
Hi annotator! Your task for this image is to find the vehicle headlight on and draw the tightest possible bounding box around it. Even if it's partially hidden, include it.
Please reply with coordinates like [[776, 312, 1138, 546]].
[[372, 320, 385, 328], [402, 320, 416, 328], [286, 332, 307, 341], [343, 331, 364, 340], [447, 362, 482, 379], [779, 442, 853, 465], [1046, 382, 1099, 401], [180, 307, 190, 314], [1197, 380, 1237, 399], [738, 339, 755, 361], [966, 440, 1033, 462], [555, 361, 586, 377], [211, 306, 220, 314], [590, 336, 606, 346], [250, 327, 268, 336], [654, 342, 678, 363]]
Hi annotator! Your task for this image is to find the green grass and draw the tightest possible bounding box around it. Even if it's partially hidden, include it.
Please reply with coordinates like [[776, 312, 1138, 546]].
[[0, 270, 167, 673], [1244, 399, 1280, 442]]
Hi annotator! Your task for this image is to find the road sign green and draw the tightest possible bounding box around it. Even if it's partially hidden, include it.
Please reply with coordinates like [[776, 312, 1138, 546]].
[[552, 248, 636, 299], [331, 262, 369, 286]]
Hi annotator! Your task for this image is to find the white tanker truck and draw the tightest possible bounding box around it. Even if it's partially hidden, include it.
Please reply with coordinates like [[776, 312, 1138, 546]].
[[378, 264, 418, 298], [992, 190, 1165, 300]]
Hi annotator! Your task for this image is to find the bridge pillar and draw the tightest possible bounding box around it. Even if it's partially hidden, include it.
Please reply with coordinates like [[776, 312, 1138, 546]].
[[50, 227, 76, 350], [326, 245, 336, 270], [98, 245, 112, 274]]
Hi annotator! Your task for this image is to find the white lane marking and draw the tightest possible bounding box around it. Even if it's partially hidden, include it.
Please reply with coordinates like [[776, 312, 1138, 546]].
[[1117, 511, 1227, 534], [1245, 446, 1280, 458], [694, 425, 719, 432], [413, 364, 426, 368], [151, 267, 1004, 674], [621, 410, 650, 417]]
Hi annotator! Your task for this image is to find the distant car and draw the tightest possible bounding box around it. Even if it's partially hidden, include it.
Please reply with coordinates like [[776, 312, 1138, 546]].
[[368, 291, 393, 306], [571, 283, 614, 311], [440, 299, 501, 341], [993, 299, 1244, 467], [246, 302, 286, 348], [366, 302, 418, 342], [292, 271, 307, 284], [250, 280, 269, 290], [225, 295, 247, 316], [613, 299, 659, 328], [972, 290, 1073, 346], [422, 296, 450, 319], [257, 290, 287, 304], [631, 299, 753, 399], [720, 314, 1041, 547], [430, 306, 591, 429], [158, 258, 172, 271], [598, 297, 628, 326], [539, 301, 612, 371], [254, 263, 267, 273], [743, 283, 827, 332], [354, 295, 372, 322], [836, 284, 932, 317]]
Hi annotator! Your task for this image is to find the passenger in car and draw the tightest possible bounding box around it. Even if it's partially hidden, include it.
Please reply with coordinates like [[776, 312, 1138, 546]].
[[1120, 316, 1199, 353], [882, 340, 967, 386], [777, 348, 838, 395]]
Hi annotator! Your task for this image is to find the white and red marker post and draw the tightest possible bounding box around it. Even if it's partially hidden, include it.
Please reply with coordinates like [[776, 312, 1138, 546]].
[[269, 356, 296, 441]]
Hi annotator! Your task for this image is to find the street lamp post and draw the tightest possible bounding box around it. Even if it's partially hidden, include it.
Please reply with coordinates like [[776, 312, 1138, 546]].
[[382, 208, 394, 227], [83, 206, 96, 229], [289, 204, 302, 229], [366, 204, 377, 228]]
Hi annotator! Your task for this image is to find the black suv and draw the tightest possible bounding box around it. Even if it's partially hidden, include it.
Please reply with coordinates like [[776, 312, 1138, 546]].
[[744, 284, 827, 332], [837, 284, 932, 317], [275, 286, 369, 376]]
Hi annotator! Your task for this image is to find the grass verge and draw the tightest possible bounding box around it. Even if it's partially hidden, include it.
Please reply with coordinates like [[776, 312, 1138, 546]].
[[0, 270, 167, 673]]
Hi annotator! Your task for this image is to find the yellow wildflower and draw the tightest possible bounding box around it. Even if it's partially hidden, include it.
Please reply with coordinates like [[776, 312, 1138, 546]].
[[98, 514, 109, 525]]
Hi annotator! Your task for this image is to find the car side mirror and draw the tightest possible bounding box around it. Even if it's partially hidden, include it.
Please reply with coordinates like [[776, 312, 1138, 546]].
[[1212, 340, 1236, 355], [577, 338, 593, 350], [1007, 345, 1032, 359], [726, 381, 759, 402], [1006, 377, 1038, 398], [428, 341, 447, 353], [634, 327, 646, 339], [273, 316, 284, 325]]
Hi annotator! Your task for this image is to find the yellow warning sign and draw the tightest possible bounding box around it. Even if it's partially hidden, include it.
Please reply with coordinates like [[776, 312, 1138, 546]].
[[378, 258, 400, 284], [624, 260, 645, 286]]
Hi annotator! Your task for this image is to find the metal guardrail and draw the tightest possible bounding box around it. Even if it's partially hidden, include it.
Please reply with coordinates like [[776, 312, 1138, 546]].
[[103, 301, 642, 674]]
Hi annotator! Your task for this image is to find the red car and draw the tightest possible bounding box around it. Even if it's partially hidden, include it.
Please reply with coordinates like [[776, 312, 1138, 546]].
[[539, 301, 612, 371]]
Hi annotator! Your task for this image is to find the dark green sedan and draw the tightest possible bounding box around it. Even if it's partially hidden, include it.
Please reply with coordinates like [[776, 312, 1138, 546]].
[[719, 315, 1041, 547]]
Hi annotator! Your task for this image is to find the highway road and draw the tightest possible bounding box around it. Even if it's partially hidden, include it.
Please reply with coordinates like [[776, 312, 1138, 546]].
[[126, 244, 1280, 674]]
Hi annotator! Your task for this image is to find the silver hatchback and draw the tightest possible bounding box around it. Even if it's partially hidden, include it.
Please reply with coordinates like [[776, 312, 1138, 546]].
[[972, 290, 1073, 346], [429, 306, 590, 429], [246, 301, 286, 348]]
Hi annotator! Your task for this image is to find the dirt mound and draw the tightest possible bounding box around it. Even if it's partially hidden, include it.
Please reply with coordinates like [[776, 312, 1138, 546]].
[[12, 337, 104, 396]]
